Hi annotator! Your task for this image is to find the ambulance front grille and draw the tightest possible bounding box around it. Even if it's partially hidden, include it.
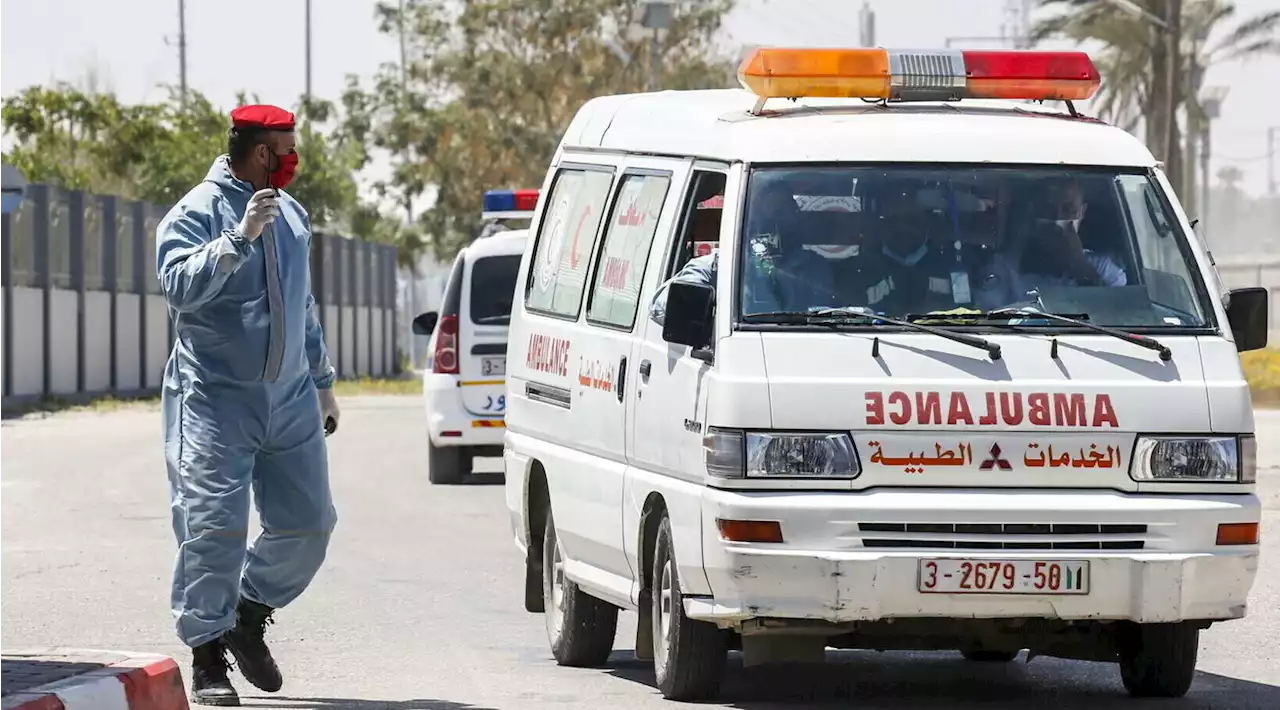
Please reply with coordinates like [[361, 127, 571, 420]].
[[857, 522, 1148, 551]]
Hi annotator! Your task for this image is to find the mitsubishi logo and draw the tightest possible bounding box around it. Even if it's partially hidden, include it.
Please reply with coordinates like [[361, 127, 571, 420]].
[[979, 443, 1012, 471]]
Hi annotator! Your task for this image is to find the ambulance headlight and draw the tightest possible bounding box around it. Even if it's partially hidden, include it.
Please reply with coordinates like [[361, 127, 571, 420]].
[[1131, 435, 1254, 483], [703, 429, 860, 479]]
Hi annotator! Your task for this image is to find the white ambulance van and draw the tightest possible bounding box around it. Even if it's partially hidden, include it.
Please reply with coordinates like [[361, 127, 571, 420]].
[[501, 48, 1268, 701], [413, 189, 537, 483]]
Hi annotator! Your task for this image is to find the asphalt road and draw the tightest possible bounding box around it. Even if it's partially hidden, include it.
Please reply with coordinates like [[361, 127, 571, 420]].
[[3, 397, 1278, 709]]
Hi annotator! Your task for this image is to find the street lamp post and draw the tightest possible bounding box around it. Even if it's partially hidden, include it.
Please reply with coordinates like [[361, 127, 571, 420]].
[[638, 1, 673, 92], [1103, 0, 1170, 29], [178, 0, 188, 105], [1269, 126, 1278, 196], [305, 0, 313, 103], [1199, 85, 1229, 230], [859, 1, 876, 47], [1103, 0, 1183, 198]]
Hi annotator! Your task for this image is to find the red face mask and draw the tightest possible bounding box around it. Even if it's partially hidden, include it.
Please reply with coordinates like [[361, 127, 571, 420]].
[[268, 151, 298, 189]]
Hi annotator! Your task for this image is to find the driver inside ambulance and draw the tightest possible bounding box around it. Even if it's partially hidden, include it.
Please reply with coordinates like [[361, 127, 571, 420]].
[[648, 184, 834, 325]]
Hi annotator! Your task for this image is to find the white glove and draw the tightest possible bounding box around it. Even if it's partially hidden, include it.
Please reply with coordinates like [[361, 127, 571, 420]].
[[238, 188, 280, 241], [319, 388, 340, 435]]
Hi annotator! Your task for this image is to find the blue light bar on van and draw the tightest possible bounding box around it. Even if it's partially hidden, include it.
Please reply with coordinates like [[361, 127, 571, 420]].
[[482, 189, 539, 220]]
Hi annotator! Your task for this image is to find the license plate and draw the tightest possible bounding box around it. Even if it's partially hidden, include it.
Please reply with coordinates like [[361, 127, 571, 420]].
[[918, 559, 1089, 595], [481, 357, 505, 376]]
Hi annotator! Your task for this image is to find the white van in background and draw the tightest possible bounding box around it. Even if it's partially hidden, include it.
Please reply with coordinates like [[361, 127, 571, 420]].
[[413, 189, 537, 483], [500, 47, 1267, 702]]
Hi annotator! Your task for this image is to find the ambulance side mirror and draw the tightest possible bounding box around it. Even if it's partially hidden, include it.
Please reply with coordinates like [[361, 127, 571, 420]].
[[412, 311, 439, 335], [1226, 287, 1268, 352], [662, 281, 715, 351]]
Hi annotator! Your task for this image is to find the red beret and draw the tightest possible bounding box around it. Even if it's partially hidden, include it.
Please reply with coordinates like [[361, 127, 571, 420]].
[[230, 104, 296, 130]]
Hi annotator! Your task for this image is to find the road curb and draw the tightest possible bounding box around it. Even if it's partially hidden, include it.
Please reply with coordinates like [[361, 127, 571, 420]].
[[1, 650, 188, 710]]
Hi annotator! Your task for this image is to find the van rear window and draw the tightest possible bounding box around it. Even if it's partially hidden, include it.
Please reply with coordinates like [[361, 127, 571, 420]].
[[469, 254, 522, 324]]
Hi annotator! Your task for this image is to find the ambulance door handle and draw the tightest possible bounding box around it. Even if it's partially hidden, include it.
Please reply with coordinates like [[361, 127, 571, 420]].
[[639, 360, 652, 381], [616, 356, 627, 403]]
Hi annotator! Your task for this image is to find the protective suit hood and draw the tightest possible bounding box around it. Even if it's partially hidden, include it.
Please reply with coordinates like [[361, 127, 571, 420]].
[[204, 154, 260, 198]]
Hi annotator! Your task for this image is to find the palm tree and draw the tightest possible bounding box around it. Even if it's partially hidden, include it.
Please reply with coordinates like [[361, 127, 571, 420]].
[[1033, 0, 1279, 207]]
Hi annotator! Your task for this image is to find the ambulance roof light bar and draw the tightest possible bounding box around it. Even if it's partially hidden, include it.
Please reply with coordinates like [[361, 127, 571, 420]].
[[482, 188, 540, 221], [737, 47, 1101, 116]]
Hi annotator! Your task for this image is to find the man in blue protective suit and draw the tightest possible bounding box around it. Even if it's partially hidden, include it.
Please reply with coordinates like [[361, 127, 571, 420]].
[[157, 104, 340, 706]]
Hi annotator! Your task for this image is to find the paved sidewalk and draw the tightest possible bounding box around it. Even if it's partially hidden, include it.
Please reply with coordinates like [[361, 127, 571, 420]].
[[1, 649, 187, 710]]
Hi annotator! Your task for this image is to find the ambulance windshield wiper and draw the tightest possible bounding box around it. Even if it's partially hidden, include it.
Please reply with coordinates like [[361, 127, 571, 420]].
[[979, 308, 1172, 362], [745, 308, 1002, 360]]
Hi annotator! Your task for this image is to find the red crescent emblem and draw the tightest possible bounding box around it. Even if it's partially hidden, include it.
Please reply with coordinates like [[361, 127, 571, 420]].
[[569, 205, 593, 268]]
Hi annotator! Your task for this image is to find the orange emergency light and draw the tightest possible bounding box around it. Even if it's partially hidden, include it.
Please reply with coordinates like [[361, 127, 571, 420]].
[[737, 47, 1101, 108]]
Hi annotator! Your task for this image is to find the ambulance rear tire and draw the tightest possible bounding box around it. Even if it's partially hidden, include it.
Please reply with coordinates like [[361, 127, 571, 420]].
[[543, 512, 618, 667], [651, 514, 727, 701], [428, 440, 464, 485], [1118, 623, 1199, 698]]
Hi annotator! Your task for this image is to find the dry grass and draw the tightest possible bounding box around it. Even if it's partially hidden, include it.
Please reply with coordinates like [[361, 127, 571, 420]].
[[332, 376, 420, 397], [1242, 349, 1280, 408]]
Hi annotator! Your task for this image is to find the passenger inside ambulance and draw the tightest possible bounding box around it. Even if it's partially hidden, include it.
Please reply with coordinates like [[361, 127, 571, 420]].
[[736, 168, 1147, 324], [1016, 177, 1128, 288]]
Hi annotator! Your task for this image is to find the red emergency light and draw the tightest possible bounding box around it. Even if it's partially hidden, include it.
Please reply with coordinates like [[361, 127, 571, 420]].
[[482, 189, 540, 220], [737, 47, 1100, 105]]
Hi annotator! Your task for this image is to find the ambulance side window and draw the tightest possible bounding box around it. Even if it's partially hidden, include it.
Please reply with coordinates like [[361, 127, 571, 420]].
[[667, 170, 728, 278], [524, 166, 616, 319], [586, 172, 672, 330]]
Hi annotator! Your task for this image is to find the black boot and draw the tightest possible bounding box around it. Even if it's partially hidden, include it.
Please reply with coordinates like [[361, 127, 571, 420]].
[[190, 638, 239, 706], [223, 597, 283, 692]]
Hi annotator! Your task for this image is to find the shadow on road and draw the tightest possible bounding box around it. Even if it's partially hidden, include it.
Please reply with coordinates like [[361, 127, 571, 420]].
[[248, 697, 498, 710], [603, 649, 1280, 709]]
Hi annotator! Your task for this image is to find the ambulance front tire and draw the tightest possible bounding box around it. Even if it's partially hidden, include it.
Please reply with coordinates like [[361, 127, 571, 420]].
[[1117, 622, 1199, 698], [543, 512, 618, 667], [651, 514, 727, 701], [428, 439, 464, 484]]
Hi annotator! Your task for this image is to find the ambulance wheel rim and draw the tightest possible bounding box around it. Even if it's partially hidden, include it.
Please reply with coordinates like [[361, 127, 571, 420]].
[[655, 557, 674, 672], [550, 538, 565, 638]]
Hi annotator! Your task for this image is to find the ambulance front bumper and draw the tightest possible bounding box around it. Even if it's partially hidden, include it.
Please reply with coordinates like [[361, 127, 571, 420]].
[[691, 487, 1259, 625]]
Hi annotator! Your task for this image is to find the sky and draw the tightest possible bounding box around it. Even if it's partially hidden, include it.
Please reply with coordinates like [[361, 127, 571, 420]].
[[2, 0, 1278, 198]]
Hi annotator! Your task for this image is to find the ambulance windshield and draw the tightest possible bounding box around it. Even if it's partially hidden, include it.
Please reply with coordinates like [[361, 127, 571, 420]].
[[737, 166, 1210, 330]]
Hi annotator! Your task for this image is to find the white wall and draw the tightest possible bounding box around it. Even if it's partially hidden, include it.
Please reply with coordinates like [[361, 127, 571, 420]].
[[11, 287, 43, 396], [115, 293, 142, 390], [49, 290, 77, 394], [355, 307, 370, 375], [371, 308, 386, 375], [5, 288, 402, 402], [145, 295, 168, 389], [397, 253, 453, 371], [84, 291, 111, 392], [340, 306, 355, 377]]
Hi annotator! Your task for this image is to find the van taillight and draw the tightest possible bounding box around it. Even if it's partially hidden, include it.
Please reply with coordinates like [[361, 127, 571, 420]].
[[433, 315, 460, 374]]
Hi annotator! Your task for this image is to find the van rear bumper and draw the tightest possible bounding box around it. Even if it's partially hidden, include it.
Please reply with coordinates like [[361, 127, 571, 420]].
[[692, 488, 1259, 625], [424, 373, 506, 447]]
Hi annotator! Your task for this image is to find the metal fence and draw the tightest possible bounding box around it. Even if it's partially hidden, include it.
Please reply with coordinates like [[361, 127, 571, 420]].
[[1, 184, 400, 405]]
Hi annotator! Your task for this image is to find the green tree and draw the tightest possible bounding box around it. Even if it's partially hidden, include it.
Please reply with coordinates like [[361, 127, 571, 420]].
[[2, 84, 370, 232], [353, 0, 737, 262], [1033, 0, 1280, 205]]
